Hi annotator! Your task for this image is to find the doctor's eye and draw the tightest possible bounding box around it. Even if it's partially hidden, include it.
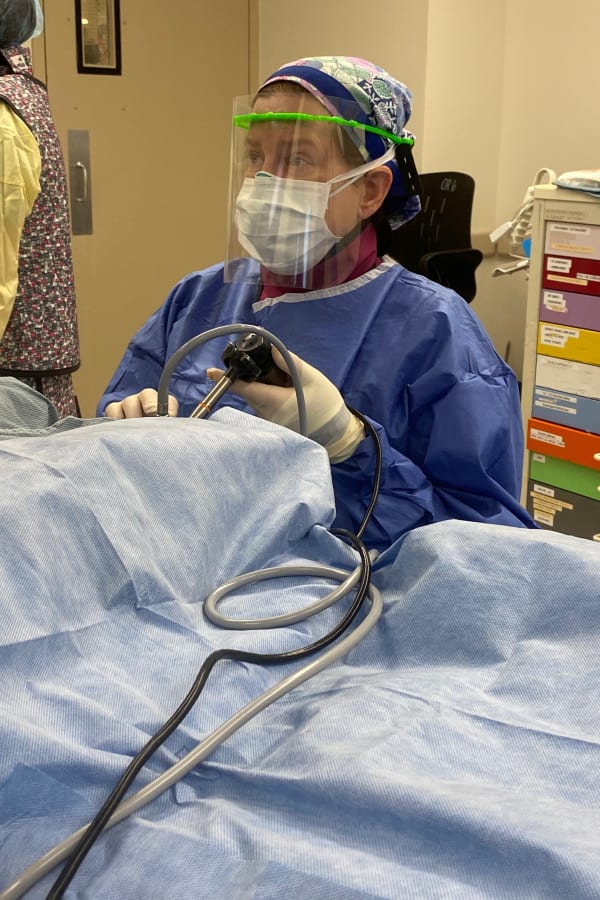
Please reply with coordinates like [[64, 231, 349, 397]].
[[289, 154, 309, 168], [244, 148, 264, 167], [281, 152, 318, 177]]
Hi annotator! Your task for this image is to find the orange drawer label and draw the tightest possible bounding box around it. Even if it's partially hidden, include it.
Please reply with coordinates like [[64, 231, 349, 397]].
[[527, 417, 600, 470]]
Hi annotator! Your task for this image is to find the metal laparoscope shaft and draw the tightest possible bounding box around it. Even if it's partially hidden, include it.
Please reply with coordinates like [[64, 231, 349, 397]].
[[189, 370, 236, 419]]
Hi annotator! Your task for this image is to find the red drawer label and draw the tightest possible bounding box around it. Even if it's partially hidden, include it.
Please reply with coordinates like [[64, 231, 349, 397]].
[[542, 254, 600, 296]]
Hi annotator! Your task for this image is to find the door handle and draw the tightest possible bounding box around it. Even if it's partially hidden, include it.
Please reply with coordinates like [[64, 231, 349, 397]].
[[72, 161, 89, 203], [67, 130, 93, 235]]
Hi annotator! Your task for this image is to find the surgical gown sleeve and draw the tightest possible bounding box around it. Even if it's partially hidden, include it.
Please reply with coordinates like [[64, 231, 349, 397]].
[[331, 367, 534, 551]]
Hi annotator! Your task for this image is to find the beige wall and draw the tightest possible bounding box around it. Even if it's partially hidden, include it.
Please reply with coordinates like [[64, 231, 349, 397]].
[[420, 0, 507, 233], [479, 0, 600, 375], [258, 0, 600, 231], [498, 0, 600, 224]]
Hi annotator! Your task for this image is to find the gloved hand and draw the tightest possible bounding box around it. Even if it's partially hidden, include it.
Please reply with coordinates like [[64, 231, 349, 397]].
[[207, 348, 364, 464], [104, 389, 179, 418]]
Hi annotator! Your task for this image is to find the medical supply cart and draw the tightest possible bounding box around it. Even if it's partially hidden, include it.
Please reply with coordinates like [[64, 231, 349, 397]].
[[520, 184, 600, 542]]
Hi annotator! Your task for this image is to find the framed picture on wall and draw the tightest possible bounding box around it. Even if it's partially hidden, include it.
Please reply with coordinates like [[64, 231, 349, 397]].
[[74, 0, 122, 75]]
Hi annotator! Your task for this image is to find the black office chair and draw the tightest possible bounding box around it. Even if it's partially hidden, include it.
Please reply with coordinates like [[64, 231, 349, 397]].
[[388, 171, 483, 303]]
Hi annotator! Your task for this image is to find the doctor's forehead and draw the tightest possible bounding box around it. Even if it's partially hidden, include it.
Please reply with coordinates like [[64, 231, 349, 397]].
[[243, 120, 334, 150], [245, 98, 339, 147], [252, 90, 326, 116]]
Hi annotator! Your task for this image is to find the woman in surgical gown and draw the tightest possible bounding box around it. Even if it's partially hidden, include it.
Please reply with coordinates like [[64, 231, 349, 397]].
[[98, 56, 535, 551]]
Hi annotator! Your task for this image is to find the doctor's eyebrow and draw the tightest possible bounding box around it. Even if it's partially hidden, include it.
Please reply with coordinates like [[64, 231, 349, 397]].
[[243, 134, 328, 161]]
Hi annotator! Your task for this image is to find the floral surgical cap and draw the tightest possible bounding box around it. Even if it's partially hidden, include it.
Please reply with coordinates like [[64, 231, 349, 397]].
[[261, 55, 421, 228]]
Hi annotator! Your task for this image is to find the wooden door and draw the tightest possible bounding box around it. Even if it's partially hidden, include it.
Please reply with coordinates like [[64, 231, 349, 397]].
[[33, 0, 252, 414]]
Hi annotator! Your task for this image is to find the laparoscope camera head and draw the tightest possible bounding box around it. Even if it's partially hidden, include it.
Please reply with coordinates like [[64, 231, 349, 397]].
[[221, 333, 292, 387]]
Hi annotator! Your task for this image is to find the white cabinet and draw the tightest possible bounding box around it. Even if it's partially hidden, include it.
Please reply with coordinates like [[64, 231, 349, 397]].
[[520, 185, 600, 541]]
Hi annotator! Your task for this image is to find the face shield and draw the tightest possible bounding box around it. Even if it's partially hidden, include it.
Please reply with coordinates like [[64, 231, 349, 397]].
[[31, 0, 44, 38], [224, 89, 411, 290]]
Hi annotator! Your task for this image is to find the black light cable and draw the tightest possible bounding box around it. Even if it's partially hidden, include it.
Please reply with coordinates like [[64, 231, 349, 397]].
[[346, 407, 382, 540]]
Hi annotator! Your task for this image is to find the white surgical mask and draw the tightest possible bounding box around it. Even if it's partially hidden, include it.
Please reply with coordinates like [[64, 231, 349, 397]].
[[234, 146, 395, 276]]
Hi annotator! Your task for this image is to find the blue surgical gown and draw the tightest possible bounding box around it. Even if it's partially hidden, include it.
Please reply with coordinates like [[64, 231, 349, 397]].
[[99, 257, 536, 551]]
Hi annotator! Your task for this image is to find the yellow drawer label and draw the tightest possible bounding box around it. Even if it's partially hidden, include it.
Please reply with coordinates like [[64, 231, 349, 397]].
[[538, 322, 600, 365]]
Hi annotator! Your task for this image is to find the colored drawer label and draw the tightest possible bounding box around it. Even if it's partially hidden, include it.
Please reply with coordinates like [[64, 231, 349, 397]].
[[544, 221, 600, 259], [527, 416, 600, 469], [530, 454, 600, 502], [527, 479, 600, 540], [537, 323, 600, 365], [535, 355, 600, 401], [542, 254, 600, 296], [533, 387, 600, 433], [539, 289, 600, 331]]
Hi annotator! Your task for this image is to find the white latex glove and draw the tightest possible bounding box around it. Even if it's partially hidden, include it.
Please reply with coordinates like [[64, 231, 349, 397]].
[[207, 348, 364, 464], [104, 389, 179, 419]]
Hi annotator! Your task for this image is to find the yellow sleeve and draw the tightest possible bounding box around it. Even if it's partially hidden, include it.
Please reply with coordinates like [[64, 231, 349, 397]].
[[0, 102, 42, 340]]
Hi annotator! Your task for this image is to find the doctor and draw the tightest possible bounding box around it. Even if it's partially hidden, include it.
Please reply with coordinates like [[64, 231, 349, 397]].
[[98, 55, 535, 550]]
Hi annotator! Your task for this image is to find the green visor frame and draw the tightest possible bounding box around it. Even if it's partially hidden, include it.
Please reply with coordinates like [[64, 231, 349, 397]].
[[233, 112, 414, 147]]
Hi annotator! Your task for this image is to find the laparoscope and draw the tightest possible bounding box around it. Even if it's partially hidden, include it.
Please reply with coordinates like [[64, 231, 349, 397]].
[[154, 323, 308, 434], [189, 331, 293, 420]]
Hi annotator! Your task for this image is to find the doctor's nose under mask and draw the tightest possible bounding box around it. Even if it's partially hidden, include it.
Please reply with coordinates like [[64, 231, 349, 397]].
[[234, 146, 395, 276]]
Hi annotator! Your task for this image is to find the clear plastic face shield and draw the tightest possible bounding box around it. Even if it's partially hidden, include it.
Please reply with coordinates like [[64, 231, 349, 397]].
[[224, 89, 410, 289], [31, 0, 44, 38]]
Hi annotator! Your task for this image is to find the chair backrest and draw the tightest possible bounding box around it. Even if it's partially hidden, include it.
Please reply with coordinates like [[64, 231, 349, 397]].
[[388, 171, 483, 303]]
